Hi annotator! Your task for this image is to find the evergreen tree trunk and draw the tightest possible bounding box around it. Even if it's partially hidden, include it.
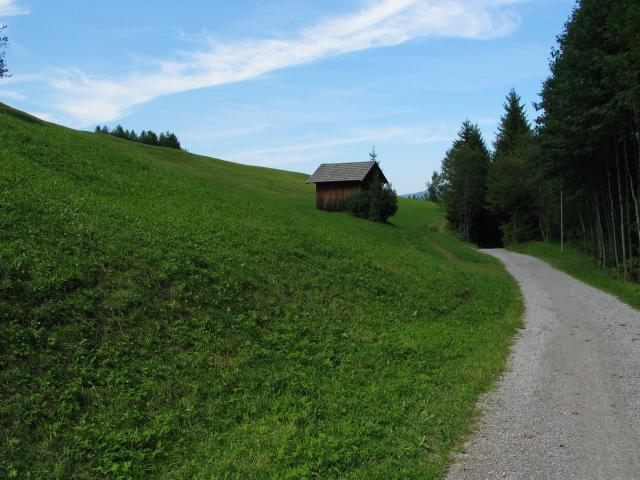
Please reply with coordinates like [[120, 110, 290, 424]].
[[589, 208, 595, 258], [625, 172, 632, 257], [595, 192, 606, 267], [623, 135, 640, 257], [606, 162, 619, 267], [615, 143, 627, 275], [636, 107, 640, 254], [540, 214, 547, 241], [591, 207, 598, 257], [590, 200, 596, 258], [578, 209, 588, 252]]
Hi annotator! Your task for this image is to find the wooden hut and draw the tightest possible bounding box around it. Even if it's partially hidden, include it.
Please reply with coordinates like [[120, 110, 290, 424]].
[[306, 161, 389, 211]]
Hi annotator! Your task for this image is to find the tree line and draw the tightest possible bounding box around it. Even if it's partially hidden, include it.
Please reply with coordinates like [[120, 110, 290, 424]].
[[95, 124, 182, 150], [428, 0, 640, 277]]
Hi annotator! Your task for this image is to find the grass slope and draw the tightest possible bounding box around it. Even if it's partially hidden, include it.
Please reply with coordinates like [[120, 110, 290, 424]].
[[1, 103, 521, 479], [510, 241, 640, 309]]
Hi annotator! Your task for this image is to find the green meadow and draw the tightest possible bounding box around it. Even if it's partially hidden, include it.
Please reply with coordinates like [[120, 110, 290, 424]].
[[0, 103, 521, 479]]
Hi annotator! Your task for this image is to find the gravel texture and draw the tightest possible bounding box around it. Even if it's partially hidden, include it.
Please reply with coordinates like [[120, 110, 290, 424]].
[[447, 249, 640, 480]]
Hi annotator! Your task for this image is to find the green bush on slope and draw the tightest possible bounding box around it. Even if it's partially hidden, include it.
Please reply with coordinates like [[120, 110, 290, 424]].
[[346, 181, 398, 223]]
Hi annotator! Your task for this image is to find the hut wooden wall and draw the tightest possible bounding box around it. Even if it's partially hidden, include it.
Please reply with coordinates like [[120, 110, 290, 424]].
[[316, 182, 362, 211]]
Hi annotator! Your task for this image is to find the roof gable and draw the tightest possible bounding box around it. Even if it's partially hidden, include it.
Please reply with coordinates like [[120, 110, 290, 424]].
[[306, 161, 387, 184]]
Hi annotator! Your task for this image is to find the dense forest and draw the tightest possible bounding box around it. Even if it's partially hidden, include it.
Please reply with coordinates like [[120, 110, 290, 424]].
[[429, 0, 640, 277], [95, 124, 182, 150]]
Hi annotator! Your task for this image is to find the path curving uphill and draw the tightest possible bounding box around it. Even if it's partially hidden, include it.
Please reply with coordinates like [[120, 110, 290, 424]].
[[447, 249, 640, 480]]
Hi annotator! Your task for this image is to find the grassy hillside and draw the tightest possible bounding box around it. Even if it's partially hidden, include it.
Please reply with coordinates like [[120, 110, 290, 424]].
[[0, 103, 521, 479], [510, 242, 640, 309]]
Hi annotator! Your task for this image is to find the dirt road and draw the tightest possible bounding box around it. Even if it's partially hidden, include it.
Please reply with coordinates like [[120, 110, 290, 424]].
[[447, 249, 640, 480]]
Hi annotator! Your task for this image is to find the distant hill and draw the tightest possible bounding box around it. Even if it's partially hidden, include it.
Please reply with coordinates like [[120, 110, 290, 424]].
[[400, 190, 427, 199], [0, 102, 520, 479]]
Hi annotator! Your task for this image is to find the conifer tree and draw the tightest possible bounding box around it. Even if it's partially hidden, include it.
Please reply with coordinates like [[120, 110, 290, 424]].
[[426, 171, 443, 203], [429, 0, 640, 260], [112, 125, 126, 138], [493, 89, 531, 157], [440, 121, 491, 240], [369, 145, 378, 163], [537, 0, 640, 270], [165, 133, 181, 150], [486, 89, 544, 242], [157, 131, 181, 149], [141, 130, 159, 146]]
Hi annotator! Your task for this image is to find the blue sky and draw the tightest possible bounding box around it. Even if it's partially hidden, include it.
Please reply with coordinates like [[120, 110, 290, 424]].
[[0, 0, 575, 193]]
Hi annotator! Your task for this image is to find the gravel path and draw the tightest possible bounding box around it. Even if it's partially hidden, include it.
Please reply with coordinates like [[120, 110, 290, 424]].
[[447, 249, 640, 480]]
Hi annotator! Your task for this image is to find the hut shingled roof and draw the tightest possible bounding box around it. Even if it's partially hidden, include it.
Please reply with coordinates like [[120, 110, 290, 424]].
[[306, 161, 387, 184]]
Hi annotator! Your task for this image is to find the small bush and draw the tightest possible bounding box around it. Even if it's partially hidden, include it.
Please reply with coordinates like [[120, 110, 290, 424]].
[[346, 191, 370, 218], [346, 181, 398, 222], [376, 182, 399, 221]]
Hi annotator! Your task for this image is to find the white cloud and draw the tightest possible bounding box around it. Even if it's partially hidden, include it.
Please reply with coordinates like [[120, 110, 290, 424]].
[[0, 0, 29, 16], [183, 123, 270, 143], [0, 88, 24, 100], [225, 125, 454, 167], [46, 0, 523, 125], [29, 110, 55, 122], [0, 72, 43, 85]]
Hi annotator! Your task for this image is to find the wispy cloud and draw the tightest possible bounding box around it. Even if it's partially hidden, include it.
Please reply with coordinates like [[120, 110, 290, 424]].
[[0, 88, 25, 100], [0, 0, 29, 16], [183, 123, 270, 143], [44, 0, 522, 125], [30, 111, 55, 122], [225, 125, 454, 167]]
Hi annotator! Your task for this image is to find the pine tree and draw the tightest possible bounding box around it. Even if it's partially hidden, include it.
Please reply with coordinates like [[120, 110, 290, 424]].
[[493, 89, 531, 157], [439, 121, 491, 240], [141, 130, 159, 146], [537, 0, 640, 269], [112, 125, 126, 138], [426, 171, 443, 203], [485, 89, 544, 243], [166, 133, 181, 150], [369, 145, 378, 163]]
